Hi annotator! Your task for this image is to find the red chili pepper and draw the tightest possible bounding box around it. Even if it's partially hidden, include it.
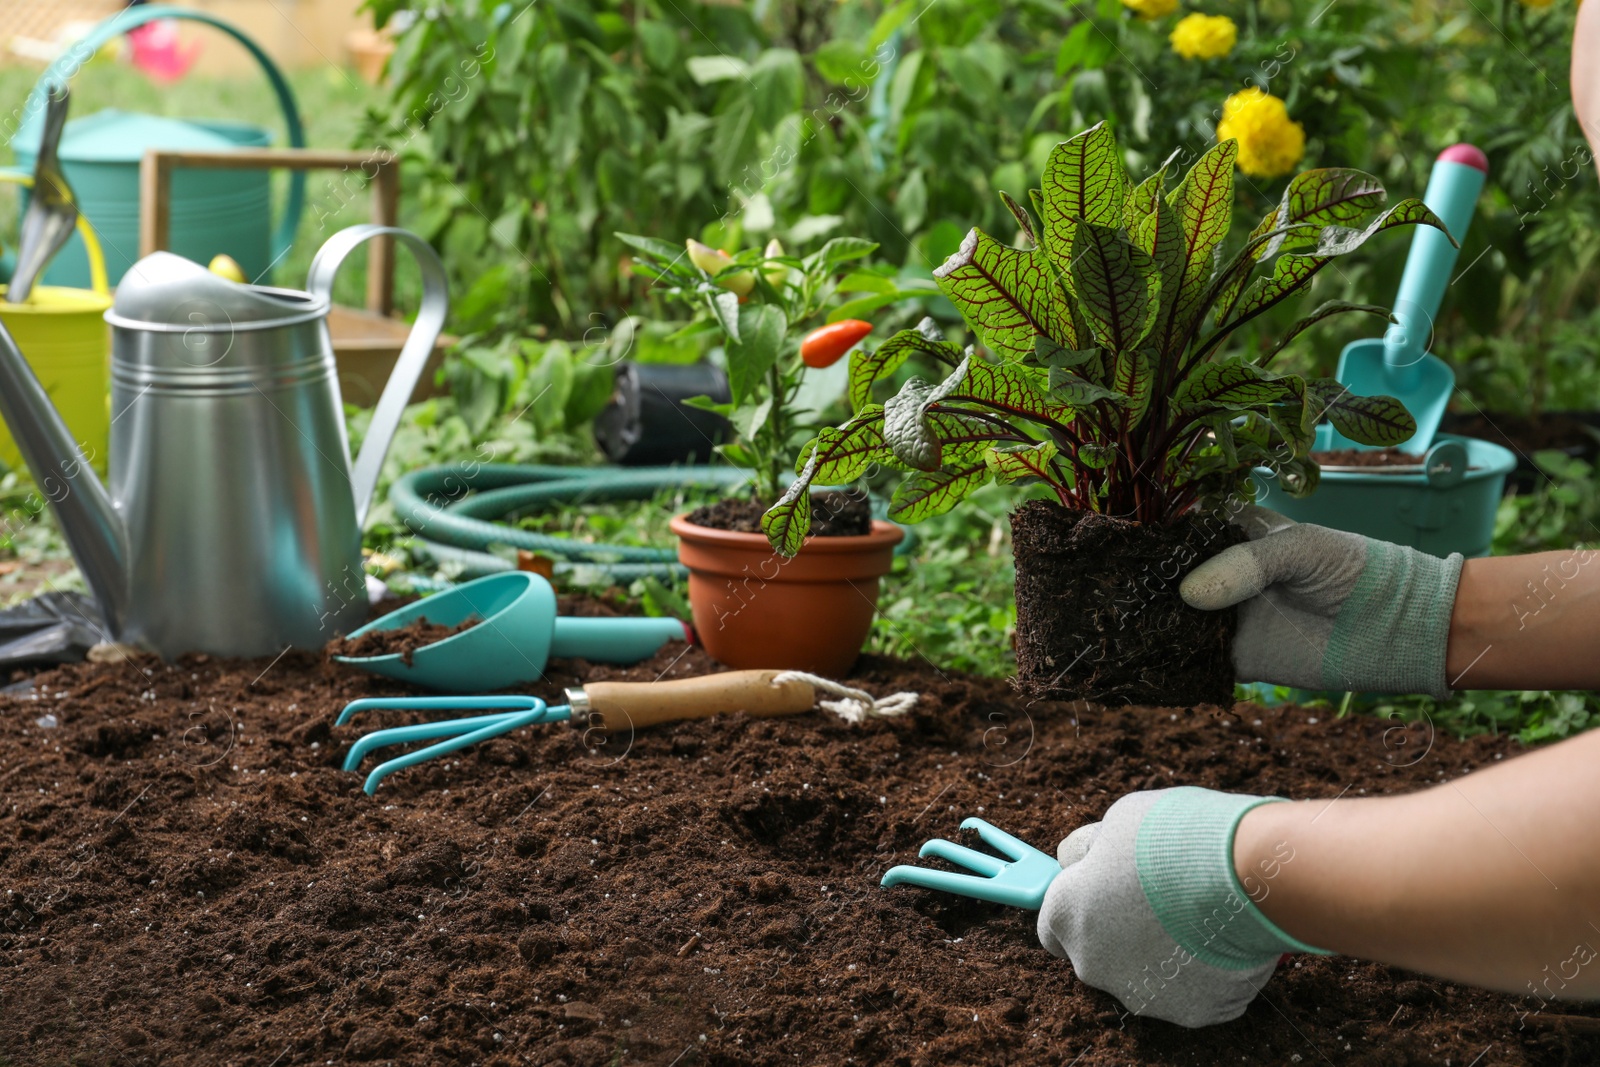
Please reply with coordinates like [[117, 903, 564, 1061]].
[[800, 319, 873, 368]]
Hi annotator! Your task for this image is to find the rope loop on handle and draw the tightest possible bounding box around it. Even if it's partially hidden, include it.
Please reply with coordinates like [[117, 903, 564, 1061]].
[[771, 670, 920, 726]]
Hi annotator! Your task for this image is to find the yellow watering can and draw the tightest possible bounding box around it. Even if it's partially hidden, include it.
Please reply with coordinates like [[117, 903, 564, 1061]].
[[0, 171, 111, 474]]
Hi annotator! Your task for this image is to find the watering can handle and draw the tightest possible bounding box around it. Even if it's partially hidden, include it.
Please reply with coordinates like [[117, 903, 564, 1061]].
[[0, 170, 109, 295], [308, 225, 449, 528], [23, 4, 307, 267]]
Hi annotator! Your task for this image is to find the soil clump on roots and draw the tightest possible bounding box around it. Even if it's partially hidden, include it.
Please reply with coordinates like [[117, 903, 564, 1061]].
[[0, 593, 1592, 1065], [1011, 501, 1245, 707]]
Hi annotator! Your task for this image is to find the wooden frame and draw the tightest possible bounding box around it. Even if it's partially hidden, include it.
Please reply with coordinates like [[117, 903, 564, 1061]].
[[138, 147, 401, 314], [138, 146, 450, 406]]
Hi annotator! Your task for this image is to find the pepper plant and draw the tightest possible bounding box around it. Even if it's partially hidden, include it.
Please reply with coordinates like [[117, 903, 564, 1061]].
[[617, 232, 924, 503], [762, 123, 1454, 554]]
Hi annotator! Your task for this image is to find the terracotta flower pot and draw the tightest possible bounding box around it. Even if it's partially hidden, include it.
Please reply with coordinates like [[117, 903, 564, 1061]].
[[670, 515, 904, 677]]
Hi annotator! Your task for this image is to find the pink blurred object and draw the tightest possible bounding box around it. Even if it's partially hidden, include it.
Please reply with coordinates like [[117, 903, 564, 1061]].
[[128, 20, 199, 84], [1437, 143, 1489, 173]]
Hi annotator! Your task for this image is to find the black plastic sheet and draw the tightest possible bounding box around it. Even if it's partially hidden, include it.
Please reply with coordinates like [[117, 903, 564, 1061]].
[[0, 591, 105, 668]]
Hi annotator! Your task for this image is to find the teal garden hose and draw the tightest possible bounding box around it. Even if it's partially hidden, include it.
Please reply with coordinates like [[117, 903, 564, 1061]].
[[389, 464, 750, 582], [387, 463, 911, 584]]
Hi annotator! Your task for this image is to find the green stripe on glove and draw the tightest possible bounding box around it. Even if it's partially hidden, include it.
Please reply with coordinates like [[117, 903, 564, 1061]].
[[1134, 787, 1330, 970], [1179, 506, 1462, 698]]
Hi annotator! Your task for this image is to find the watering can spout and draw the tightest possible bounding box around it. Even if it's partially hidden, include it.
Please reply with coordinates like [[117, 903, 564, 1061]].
[[0, 318, 128, 635]]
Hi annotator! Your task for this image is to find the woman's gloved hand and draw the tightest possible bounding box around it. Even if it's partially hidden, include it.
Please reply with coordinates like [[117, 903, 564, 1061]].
[[1179, 506, 1463, 698], [1037, 787, 1329, 1028]]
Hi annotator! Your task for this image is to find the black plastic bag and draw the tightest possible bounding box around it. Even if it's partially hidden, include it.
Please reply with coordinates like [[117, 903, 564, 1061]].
[[0, 591, 106, 668], [593, 361, 731, 465]]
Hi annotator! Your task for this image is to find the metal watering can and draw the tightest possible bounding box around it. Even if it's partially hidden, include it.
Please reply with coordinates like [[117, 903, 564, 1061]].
[[0, 225, 447, 658]]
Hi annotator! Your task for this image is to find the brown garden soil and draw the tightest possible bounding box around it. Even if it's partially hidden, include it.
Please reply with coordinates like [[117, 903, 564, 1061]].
[[2, 593, 1598, 1066], [1011, 502, 1245, 708], [686, 489, 871, 537], [329, 617, 482, 665], [1312, 448, 1424, 468]]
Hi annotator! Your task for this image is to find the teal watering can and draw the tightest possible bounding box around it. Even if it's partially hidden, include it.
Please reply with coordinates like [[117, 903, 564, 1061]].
[[6, 5, 306, 288]]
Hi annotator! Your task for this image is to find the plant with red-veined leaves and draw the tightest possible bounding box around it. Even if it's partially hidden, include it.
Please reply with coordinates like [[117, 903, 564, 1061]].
[[761, 122, 1454, 555]]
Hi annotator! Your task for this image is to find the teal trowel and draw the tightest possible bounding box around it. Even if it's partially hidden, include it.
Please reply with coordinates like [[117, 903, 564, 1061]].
[[334, 571, 690, 693], [1331, 144, 1489, 453]]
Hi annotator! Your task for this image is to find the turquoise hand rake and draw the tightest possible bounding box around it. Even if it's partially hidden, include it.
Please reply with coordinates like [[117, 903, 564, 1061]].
[[337, 696, 573, 795], [881, 818, 1061, 910], [335, 670, 854, 794]]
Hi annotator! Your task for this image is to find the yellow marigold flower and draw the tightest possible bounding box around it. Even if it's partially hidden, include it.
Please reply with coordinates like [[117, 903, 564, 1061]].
[[1121, 0, 1178, 19], [1170, 13, 1237, 60], [1216, 87, 1306, 179]]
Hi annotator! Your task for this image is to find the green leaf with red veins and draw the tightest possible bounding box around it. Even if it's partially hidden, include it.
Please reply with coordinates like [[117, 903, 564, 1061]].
[[1043, 122, 1128, 227], [1173, 358, 1301, 411], [952, 356, 1075, 424], [1109, 347, 1156, 426], [1047, 365, 1126, 407], [1225, 201, 1448, 330], [1134, 195, 1183, 316], [1305, 379, 1418, 446], [1275, 454, 1322, 498], [1078, 442, 1115, 469], [1040, 122, 1128, 280], [762, 455, 815, 557], [794, 405, 899, 482], [846, 318, 960, 412], [1000, 189, 1039, 246], [1229, 252, 1332, 325], [1307, 198, 1451, 256], [933, 228, 1077, 359], [985, 440, 1063, 485], [887, 460, 991, 523], [1260, 301, 1393, 364], [1156, 139, 1236, 349], [926, 408, 1010, 463], [1268, 400, 1315, 457], [883, 367, 966, 471], [1214, 205, 1279, 326], [1263, 168, 1388, 258], [1069, 221, 1158, 353], [1123, 147, 1180, 231]]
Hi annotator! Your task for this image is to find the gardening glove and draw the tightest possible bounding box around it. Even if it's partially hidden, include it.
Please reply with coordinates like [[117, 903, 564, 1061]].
[[1179, 506, 1462, 698], [1037, 787, 1330, 1028]]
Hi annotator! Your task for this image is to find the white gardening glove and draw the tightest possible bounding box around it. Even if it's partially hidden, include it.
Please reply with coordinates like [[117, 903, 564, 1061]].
[[1179, 506, 1463, 697], [1038, 787, 1328, 1028]]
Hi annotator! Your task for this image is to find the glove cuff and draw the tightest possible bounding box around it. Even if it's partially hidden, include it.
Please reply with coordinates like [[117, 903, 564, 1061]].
[[1134, 787, 1331, 970], [1322, 541, 1463, 699]]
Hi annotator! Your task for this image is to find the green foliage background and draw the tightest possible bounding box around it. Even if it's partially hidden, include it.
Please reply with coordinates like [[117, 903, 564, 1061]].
[[1, 0, 1597, 744], [362, 0, 1594, 410]]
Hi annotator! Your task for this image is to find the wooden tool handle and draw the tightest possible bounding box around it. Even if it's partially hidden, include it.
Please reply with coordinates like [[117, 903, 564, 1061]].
[[574, 670, 816, 731]]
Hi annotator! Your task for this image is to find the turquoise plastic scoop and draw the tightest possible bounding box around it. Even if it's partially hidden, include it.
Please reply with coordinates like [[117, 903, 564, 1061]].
[[334, 571, 689, 692], [1333, 144, 1488, 454], [881, 818, 1062, 910]]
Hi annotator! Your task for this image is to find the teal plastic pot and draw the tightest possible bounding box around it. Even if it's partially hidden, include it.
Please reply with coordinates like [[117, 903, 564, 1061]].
[[1252, 428, 1516, 559], [8, 5, 305, 288]]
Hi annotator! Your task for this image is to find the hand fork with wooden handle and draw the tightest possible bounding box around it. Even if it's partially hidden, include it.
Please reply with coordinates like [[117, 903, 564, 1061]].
[[336, 670, 912, 794]]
